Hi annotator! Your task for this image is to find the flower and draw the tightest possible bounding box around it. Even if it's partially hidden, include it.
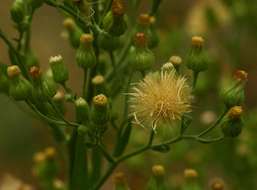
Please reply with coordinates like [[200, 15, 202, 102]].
[[129, 65, 192, 129]]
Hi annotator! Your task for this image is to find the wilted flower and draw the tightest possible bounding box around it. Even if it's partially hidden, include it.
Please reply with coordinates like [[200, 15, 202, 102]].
[[129, 64, 192, 129]]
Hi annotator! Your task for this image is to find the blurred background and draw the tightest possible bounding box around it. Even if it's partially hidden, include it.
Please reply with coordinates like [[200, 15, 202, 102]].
[[0, 0, 257, 189]]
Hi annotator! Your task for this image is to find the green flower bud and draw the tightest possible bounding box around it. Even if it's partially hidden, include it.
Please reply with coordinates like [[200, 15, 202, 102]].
[[49, 55, 69, 84], [137, 14, 159, 49], [221, 82, 245, 109], [42, 69, 58, 98], [183, 169, 201, 190], [63, 18, 83, 48], [210, 178, 225, 190], [98, 33, 122, 51], [7, 65, 32, 101], [113, 172, 129, 190], [52, 90, 65, 114], [222, 106, 243, 137], [10, 0, 26, 24], [186, 36, 209, 73], [75, 97, 90, 124], [129, 33, 155, 71], [91, 94, 109, 125], [92, 75, 105, 94], [147, 165, 167, 190], [0, 64, 10, 94], [25, 50, 39, 69], [102, 0, 127, 36], [76, 34, 96, 69]]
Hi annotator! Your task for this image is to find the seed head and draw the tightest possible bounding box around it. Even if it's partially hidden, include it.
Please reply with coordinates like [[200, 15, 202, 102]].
[[129, 67, 192, 129]]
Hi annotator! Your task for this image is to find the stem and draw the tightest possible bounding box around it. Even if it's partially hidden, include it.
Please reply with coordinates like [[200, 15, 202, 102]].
[[192, 71, 199, 88], [69, 129, 89, 190], [83, 68, 88, 98], [198, 110, 227, 137]]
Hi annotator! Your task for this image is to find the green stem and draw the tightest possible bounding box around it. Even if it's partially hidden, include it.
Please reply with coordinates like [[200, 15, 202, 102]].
[[69, 129, 89, 190], [91, 147, 103, 185], [198, 110, 227, 137], [192, 71, 199, 88]]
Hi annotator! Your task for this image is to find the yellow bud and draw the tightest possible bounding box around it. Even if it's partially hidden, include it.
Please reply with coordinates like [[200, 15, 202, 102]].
[[92, 75, 105, 85], [63, 18, 75, 31], [169, 55, 182, 66], [152, 165, 165, 177], [93, 94, 108, 107], [7, 65, 21, 78], [210, 178, 224, 190], [191, 36, 204, 47], [44, 147, 56, 159], [138, 13, 151, 26], [80, 34, 94, 44], [234, 70, 248, 81], [33, 152, 46, 163], [184, 168, 198, 179], [228, 106, 243, 119]]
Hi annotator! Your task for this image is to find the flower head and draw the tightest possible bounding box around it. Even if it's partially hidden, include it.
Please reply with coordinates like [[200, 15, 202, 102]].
[[129, 66, 192, 129]]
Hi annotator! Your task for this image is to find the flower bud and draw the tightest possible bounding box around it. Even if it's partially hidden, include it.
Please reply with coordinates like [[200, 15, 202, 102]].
[[52, 90, 65, 114], [76, 34, 96, 69], [186, 36, 209, 73], [33, 151, 46, 163], [10, 0, 26, 24], [137, 14, 159, 49], [234, 69, 248, 81], [169, 55, 182, 71], [25, 50, 39, 69], [91, 94, 109, 125], [129, 33, 155, 71], [44, 147, 56, 160], [75, 97, 90, 124], [0, 64, 10, 94], [49, 55, 69, 84], [92, 75, 105, 94], [147, 165, 167, 190], [42, 69, 58, 98], [221, 106, 244, 138], [184, 168, 198, 179], [113, 172, 129, 190], [152, 165, 165, 177], [63, 18, 83, 48], [98, 33, 122, 51], [7, 65, 32, 101], [210, 178, 224, 190], [221, 79, 245, 109], [103, 0, 127, 36]]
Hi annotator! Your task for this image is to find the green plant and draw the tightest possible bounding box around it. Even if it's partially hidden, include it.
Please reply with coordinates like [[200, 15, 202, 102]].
[[0, 0, 248, 189]]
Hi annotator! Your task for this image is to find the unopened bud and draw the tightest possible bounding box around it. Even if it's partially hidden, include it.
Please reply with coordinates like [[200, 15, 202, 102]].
[[169, 55, 182, 66], [7, 65, 21, 78], [152, 165, 165, 177], [184, 168, 198, 179], [49, 55, 69, 84], [92, 94, 109, 125], [138, 14, 151, 26], [33, 152, 46, 163], [112, 0, 125, 16], [75, 97, 90, 124], [44, 147, 56, 160], [92, 75, 105, 85], [191, 36, 204, 48], [228, 106, 243, 119], [234, 70, 248, 81], [210, 178, 224, 190], [29, 66, 41, 79]]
